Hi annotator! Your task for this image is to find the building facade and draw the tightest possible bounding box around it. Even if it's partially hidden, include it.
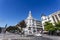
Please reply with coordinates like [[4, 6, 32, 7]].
[[41, 11, 60, 30], [24, 11, 42, 35]]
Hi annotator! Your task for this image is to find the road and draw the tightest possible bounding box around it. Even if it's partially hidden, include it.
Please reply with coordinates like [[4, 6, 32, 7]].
[[0, 33, 60, 40], [32, 37, 52, 40], [42, 34, 60, 40]]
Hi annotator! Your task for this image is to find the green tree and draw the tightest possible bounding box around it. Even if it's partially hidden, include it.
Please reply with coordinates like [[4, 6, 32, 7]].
[[0, 27, 2, 33], [16, 20, 26, 33], [55, 21, 60, 30], [16, 20, 26, 28], [6, 26, 21, 33], [44, 22, 55, 31]]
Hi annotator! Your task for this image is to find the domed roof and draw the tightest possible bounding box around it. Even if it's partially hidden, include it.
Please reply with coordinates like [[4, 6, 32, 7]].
[[41, 13, 46, 17]]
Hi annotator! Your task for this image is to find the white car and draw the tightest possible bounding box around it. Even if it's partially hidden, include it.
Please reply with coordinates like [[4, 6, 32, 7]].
[[35, 33, 42, 36]]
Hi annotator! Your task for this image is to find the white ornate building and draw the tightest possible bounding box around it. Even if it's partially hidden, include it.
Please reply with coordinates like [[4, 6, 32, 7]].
[[24, 11, 42, 35], [41, 11, 60, 30]]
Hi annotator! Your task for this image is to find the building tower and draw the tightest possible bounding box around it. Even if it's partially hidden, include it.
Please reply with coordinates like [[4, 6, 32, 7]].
[[24, 11, 42, 35]]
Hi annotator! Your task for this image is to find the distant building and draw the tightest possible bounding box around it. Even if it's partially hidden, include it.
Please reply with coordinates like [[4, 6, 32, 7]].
[[41, 11, 60, 30], [24, 11, 42, 35]]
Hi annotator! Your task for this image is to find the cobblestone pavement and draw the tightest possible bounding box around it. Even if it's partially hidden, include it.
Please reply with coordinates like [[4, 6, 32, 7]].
[[0, 33, 60, 40], [42, 34, 60, 40], [32, 37, 52, 40]]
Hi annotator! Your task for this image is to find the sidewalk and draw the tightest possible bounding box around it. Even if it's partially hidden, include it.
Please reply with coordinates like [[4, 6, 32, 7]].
[[42, 34, 60, 40]]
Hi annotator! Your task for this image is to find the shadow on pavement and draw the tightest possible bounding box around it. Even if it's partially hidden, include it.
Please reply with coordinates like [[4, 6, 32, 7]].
[[32, 36, 53, 40]]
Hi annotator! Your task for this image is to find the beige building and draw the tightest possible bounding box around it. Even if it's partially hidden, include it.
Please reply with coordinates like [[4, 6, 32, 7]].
[[41, 11, 60, 30]]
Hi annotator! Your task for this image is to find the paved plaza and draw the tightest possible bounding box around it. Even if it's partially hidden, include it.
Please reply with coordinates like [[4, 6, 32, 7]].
[[0, 33, 60, 40]]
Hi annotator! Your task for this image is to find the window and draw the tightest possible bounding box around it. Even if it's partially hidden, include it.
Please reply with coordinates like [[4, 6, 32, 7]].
[[33, 30, 36, 32], [28, 27, 31, 30], [33, 27, 35, 29], [55, 15, 59, 22], [52, 16, 56, 23], [49, 20, 51, 22], [58, 14, 60, 17], [48, 17, 50, 19]]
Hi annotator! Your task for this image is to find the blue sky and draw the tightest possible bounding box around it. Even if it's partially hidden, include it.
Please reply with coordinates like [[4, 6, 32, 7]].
[[0, 0, 60, 27]]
